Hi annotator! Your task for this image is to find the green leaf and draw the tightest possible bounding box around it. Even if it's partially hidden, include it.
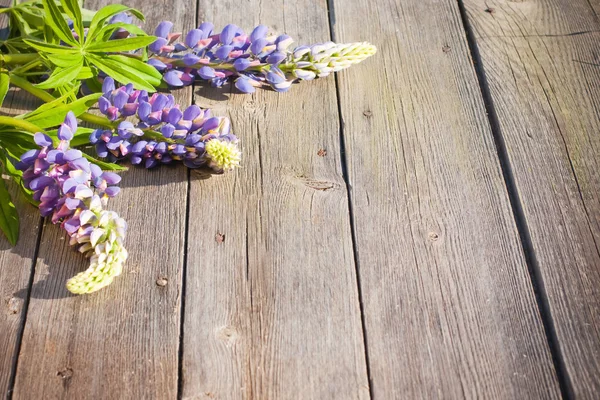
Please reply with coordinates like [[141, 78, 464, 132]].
[[82, 153, 128, 171], [86, 35, 156, 52], [0, 150, 34, 206], [45, 53, 83, 68], [88, 54, 156, 91], [86, 4, 145, 41], [0, 177, 19, 246], [35, 62, 83, 89], [106, 54, 162, 86], [42, 0, 78, 46], [24, 39, 78, 54], [61, 0, 83, 41], [94, 22, 148, 42], [0, 73, 9, 108], [23, 92, 101, 128]]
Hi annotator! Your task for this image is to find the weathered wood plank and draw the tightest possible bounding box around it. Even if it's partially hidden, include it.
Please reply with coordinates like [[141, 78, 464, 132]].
[[330, 0, 562, 397], [10, 0, 193, 397], [0, 93, 42, 399], [0, 8, 44, 386], [463, 0, 600, 396], [182, 1, 370, 399], [0, 180, 39, 398]]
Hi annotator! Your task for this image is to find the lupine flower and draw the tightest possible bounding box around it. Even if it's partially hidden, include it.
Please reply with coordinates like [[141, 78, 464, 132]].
[[92, 78, 241, 171], [146, 22, 376, 92], [17, 112, 127, 294]]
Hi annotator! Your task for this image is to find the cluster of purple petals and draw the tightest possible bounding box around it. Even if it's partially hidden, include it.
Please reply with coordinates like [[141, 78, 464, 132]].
[[16, 112, 121, 233], [92, 78, 237, 169], [148, 21, 296, 93]]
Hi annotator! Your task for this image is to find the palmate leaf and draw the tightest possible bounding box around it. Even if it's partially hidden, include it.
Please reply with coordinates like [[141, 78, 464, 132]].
[[35, 62, 83, 89], [61, 0, 83, 42], [86, 4, 145, 41], [23, 39, 79, 54], [94, 22, 148, 42], [0, 176, 19, 246], [42, 0, 78, 46], [86, 35, 157, 52], [88, 54, 159, 92]]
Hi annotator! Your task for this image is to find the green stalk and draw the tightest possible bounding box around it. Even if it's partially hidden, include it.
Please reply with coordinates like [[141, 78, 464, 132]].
[[10, 75, 114, 129], [0, 53, 38, 65], [0, 116, 40, 133]]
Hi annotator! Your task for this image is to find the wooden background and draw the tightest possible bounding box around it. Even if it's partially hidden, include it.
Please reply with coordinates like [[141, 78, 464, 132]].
[[1, 0, 599, 398]]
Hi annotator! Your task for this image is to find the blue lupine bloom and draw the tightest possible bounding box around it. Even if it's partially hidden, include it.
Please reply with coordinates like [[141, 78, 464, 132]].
[[94, 78, 241, 172], [17, 112, 127, 294], [142, 21, 376, 93]]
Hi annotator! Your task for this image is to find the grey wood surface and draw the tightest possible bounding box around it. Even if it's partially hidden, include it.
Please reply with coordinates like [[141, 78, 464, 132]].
[[463, 0, 600, 397], [331, 0, 562, 397], [9, 0, 191, 398], [2, 0, 600, 398], [0, 93, 41, 399], [180, 1, 370, 398]]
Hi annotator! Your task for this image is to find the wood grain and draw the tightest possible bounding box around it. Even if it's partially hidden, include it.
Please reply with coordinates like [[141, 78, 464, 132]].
[[0, 92, 42, 398], [463, 0, 600, 396], [331, 0, 562, 397], [181, 1, 370, 399], [1, 4, 44, 390], [10, 0, 192, 398]]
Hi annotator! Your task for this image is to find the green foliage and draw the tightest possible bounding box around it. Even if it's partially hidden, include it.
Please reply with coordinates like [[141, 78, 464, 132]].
[[0, 176, 20, 246], [4, 0, 161, 92]]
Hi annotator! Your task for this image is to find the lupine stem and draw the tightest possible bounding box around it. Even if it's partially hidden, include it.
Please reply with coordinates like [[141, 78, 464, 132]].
[[9, 75, 115, 129], [0, 53, 38, 65], [0, 116, 41, 133]]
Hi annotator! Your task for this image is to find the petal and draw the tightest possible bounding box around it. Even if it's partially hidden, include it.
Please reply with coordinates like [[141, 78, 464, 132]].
[[104, 186, 120, 197], [233, 58, 251, 71], [250, 25, 268, 42], [102, 77, 115, 94], [147, 58, 168, 71], [219, 24, 237, 45], [164, 70, 184, 87], [267, 51, 286, 65], [250, 38, 268, 55], [57, 124, 73, 141], [155, 21, 173, 38], [63, 149, 83, 161], [160, 124, 175, 138], [197, 66, 216, 80], [98, 96, 110, 114], [235, 77, 256, 93], [199, 22, 214, 38], [113, 90, 129, 109], [149, 37, 168, 53], [183, 53, 201, 66], [185, 29, 203, 48], [166, 108, 183, 125], [64, 111, 77, 132], [215, 45, 233, 60], [101, 172, 121, 185], [183, 105, 202, 121], [138, 101, 151, 121], [34, 133, 53, 147]]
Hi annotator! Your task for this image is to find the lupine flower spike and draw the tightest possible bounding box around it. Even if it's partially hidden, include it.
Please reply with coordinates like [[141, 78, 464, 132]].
[[92, 78, 241, 171], [148, 21, 376, 92], [17, 112, 127, 294]]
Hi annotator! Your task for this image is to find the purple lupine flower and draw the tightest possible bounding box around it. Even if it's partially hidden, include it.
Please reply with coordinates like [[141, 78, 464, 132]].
[[144, 21, 376, 92], [94, 78, 241, 171], [17, 112, 128, 294]]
